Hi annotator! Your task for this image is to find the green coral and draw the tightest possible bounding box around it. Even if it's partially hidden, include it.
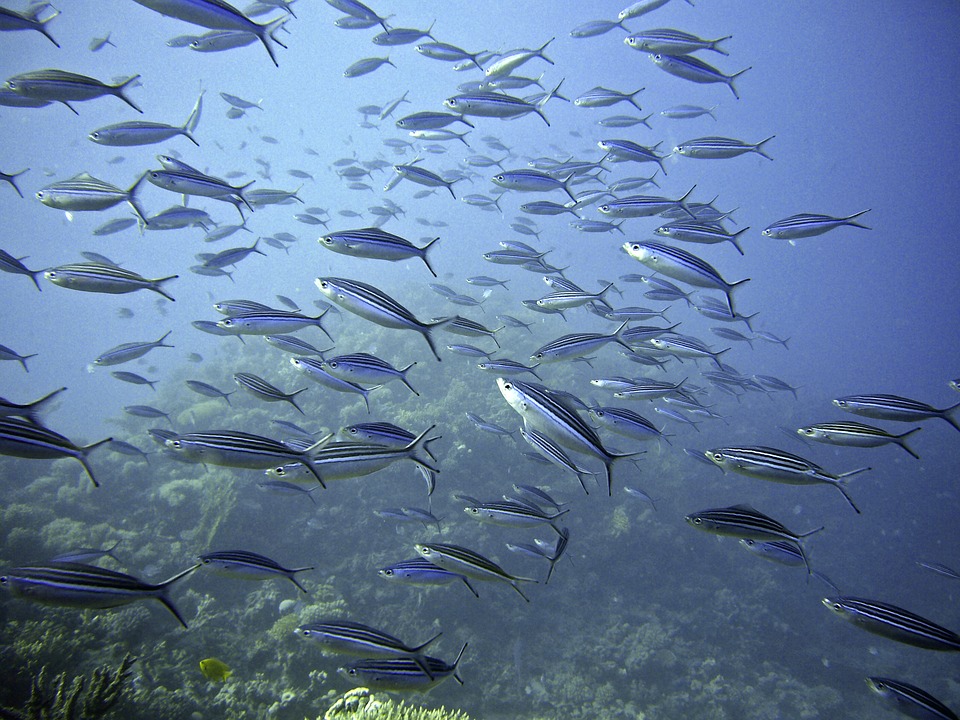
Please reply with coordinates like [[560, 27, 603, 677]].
[[318, 688, 472, 720], [0, 653, 136, 720], [608, 505, 630, 538]]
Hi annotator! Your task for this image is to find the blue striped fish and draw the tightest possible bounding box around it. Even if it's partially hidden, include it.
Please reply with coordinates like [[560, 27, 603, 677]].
[[834, 394, 960, 433], [650, 53, 750, 99], [320, 228, 439, 277], [823, 596, 960, 651], [233, 372, 307, 414], [198, 550, 313, 592], [314, 277, 452, 361], [762, 210, 870, 240], [0, 561, 199, 627], [674, 135, 775, 160], [377, 557, 478, 597], [5, 69, 142, 113], [339, 642, 468, 692], [416, 542, 537, 602], [0, 417, 111, 487], [866, 677, 958, 720], [797, 421, 921, 460], [45, 262, 176, 301]]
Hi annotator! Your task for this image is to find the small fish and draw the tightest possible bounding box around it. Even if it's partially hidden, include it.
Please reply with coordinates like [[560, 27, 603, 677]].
[[52, 540, 122, 564], [866, 677, 958, 720], [823, 596, 960, 651], [94, 332, 174, 366], [674, 135, 775, 160], [4, 69, 142, 114], [186, 380, 235, 404], [198, 550, 313, 593], [45, 262, 176, 301], [111, 371, 157, 390], [416, 542, 537, 602], [762, 210, 871, 240], [797, 421, 921, 460], [199, 658, 232, 682], [319, 228, 438, 277], [339, 643, 468, 692], [0, 561, 199, 627], [833, 394, 960, 433], [234, 372, 307, 414], [36, 172, 150, 225], [650, 53, 750, 99]]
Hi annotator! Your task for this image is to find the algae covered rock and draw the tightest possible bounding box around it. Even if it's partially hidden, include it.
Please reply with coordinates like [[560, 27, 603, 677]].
[[318, 687, 472, 720]]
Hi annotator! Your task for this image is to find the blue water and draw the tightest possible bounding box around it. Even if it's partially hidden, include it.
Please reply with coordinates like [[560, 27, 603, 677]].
[[1, 1, 958, 718]]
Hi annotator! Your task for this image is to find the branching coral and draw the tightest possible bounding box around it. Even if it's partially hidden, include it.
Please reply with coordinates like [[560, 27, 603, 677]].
[[0, 653, 136, 720]]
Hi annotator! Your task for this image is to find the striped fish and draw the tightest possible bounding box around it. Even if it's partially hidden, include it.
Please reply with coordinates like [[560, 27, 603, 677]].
[[444, 88, 554, 126], [0, 561, 199, 627], [268, 425, 440, 484], [589, 406, 670, 444], [314, 277, 452, 361], [685, 504, 822, 572], [319, 228, 439, 277], [531, 321, 634, 363], [295, 620, 441, 679], [536, 282, 614, 310], [339, 642, 468, 692], [464, 500, 569, 535], [499, 378, 640, 495], [45, 262, 177, 301], [797, 421, 921, 460], [443, 316, 503, 347], [289, 357, 380, 412], [762, 210, 871, 240], [36, 172, 150, 225], [650, 53, 751, 99], [823, 596, 960, 651], [130, 0, 288, 66], [393, 162, 459, 198], [674, 135, 775, 160], [324, 352, 419, 396], [705, 446, 867, 513], [0, 417, 111, 487], [598, 186, 697, 219], [94, 331, 174, 366], [213, 299, 274, 315], [264, 335, 328, 357], [598, 139, 668, 173], [623, 240, 749, 315], [656, 221, 749, 255], [198, 550, 313, 592], [574, 86, 644, 110], [866, 677, 958, 720], [165, 430, 330, 486], [4, 69, 142, 113], [185, 380, 235, 405], [217, 310, 331, 340], [416, 542, 537, 602], [148, 168, 254, 215], [833, 394, 960, 433], [0, 247, 42, 290], [234, 372, 306, 414], [477, 358, 541, 379], [519, 427, 595, 494], [624, 29, 731, 55], [377, 557, 478, 597]]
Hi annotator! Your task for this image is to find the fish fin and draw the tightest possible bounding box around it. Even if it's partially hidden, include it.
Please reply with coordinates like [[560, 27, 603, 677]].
[[754, 135, 776, 160], [112, 74, 143, 113], [895, 427, 922, 460], [728, 66, 751, 99]]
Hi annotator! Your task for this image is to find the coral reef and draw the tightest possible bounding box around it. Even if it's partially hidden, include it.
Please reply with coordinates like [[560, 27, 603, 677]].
[[319, 688, 472, 720], [0, 653, 135, 720]]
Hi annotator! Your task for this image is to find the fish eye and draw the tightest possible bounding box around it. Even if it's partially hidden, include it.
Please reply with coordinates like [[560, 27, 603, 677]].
[[503, 382, 512, 389], [36, 191, 44, 199], [534, 353, 543, 359], [713, 453, 724, 461], [692, 517, 702, 524], [329, 362, 338, 368], [170, 440, 181, 448], [595, 411, 604, 417], [494, 175, 503, 182], [91, 132, 99, 139], [832, 602, 842, 611], [150, 172, 159, 178], [654, 54, 662, 61], [382, 569, 393, 576], [0, 576, 7, 584]]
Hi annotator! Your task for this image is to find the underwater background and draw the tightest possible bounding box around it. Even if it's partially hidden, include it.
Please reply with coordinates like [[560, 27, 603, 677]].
[[1, 1, 959, 718]]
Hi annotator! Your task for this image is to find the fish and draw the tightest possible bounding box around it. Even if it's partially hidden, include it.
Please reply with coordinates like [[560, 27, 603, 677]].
[[314, 277, 452, 361], [574, 86, 644, 110], [111, 371, 157, 390], [416, 542, 537, 602], [598, 139, 668, 172], [484, 38, 555, 78], [344, 56, 395, 78], [377, 558, 478, 597], [319, 228, 439, 277], [392, 162, 459, 199], [865, 677, 958, 720], [498, 378, 641, 495], [685, 504, 822, 573], [45, 262, 177, 301], [326, 0, 390, 31], [531, 321, 634, 363], [189, 29, 258, 52], [93, 332, 174, 366], [36, 172, 150, 225], [51, 540, 122, 564], [323, 353, 419, 396], [598, 186, 697, 219], [674, 135, 775, 160], [704, 446, 866, 513], [198, 550, 313, 592], [761, 210, 871, 240], [165, 430, 329, 486], [289, 358, 380, 412], [396, 111, 474, 130], [0, 4, 59, 46], [217, 310, 332, 340], [650, 53, 751, 99], [833, 394, 960, 433], [464, 500, 569, 535], [623, 241, 749, 315], [130, 0, 288, 66], [0, 417, 111, 487], [88, 93, 203, 147], [625, 28, 731, 55], [295, 620, 441, 679], [0, 561, 200, 627], [234, 372, 306, 414], [4, 69, 141, 113], [797, 421, 921, 460], [199, 658, 232, 682], [0, 343, 36, 372], [0, 386, 66, 424], [339, 643, 468, 692], [589, 406, 670, 444], [444, 86, 557, 126], [823, 596, 960, 651], [916, 561, 960, 581], [263, 335, 328, 357]]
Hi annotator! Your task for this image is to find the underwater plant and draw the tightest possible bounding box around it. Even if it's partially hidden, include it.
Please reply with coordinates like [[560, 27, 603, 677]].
[[319, 687, 472, 720]]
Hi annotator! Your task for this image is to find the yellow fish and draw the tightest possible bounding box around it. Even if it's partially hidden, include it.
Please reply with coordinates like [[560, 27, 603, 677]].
[[199, 658, 232, 682]]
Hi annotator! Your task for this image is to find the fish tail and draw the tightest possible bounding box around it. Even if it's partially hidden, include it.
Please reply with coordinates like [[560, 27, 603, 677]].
[[151, 276, 179, 302], [942, 401, 960, 433], [754, 135, 776, 160], [404, 425, 442, 473], [113, 74, 143, 113], [725, 277, 750, 316], [412, 630, 443, 654], [154, 330, 174, 348], [258, 16, 289, 67], [399, 362, 420, 396], [728, 66, 751, 100], [185, 90, 204, 135], [895, 427, 922, 460], [712, 35, 733, 56], [35, 6, 60, 48], [126, 171, 151, 226], [26, 386, 67, 423], [17, 352, 38, 372], [797, 525, 824, 539], [289, 388, 309, 415], [79, 436, 113, 488], [629, 87, 645, 112], [730, 226, 749, 256]]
